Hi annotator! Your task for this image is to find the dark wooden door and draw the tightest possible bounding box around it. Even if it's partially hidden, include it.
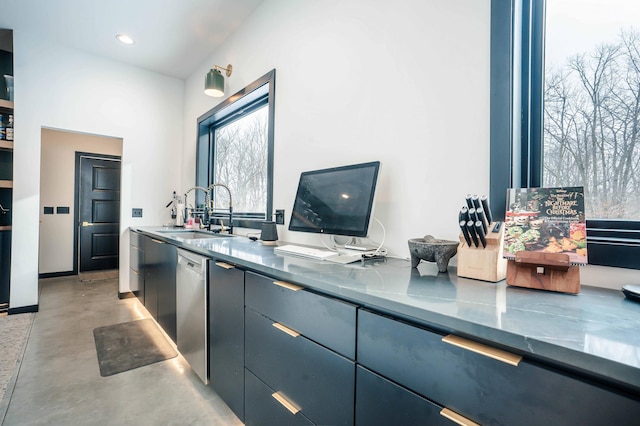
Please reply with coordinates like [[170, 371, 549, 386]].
[[78, 155, 121, 272]]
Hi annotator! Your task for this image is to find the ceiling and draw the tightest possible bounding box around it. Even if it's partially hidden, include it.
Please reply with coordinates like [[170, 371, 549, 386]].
[[0, 0, 266, 79]]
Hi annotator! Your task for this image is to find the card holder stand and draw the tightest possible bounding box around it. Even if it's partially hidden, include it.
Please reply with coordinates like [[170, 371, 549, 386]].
[[506, 251, 581, 294], [457, 223, 507, 282]]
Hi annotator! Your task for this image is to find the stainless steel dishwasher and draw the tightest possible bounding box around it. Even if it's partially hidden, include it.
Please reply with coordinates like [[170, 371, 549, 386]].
[[176, 248, 208, 384]]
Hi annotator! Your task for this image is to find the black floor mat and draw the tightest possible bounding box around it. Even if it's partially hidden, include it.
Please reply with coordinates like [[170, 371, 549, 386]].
[[93, 318, 177, 377]]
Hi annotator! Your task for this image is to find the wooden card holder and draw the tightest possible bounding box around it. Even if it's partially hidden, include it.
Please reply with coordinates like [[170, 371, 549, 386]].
[[457, 223, 507, 282], [506, 251, 580, 294]]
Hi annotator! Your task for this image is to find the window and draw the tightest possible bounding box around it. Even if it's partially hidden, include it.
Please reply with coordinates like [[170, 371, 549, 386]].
[[490, 1, 640, 269], [196, 70, 275, 229]]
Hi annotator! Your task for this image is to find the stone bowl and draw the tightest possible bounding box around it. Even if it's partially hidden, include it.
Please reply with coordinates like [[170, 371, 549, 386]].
[[408, 235, 459, 272]]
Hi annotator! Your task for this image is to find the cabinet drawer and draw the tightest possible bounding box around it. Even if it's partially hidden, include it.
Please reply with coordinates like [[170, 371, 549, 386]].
[[245, 369, 314, 426], [209, 260, 245, 422], [129, 268, 142, 298], [245, 307, 355, 426], [245, 271, 356, 358], [130, 230, 142, 248], [356, 366, 455, 426], [358, 309, 640, 426], [129, 245, 143, 272]]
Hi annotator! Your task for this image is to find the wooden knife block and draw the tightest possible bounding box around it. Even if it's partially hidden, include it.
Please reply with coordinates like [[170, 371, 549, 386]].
[[506, 251, 580, 294], [457, 223, 507, 282]]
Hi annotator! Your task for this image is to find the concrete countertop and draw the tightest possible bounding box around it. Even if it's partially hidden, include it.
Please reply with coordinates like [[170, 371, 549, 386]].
[[132, 226, 640, 393]]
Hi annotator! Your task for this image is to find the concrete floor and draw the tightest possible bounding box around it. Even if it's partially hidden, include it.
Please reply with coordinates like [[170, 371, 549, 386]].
[[2, 272, 243, 425]]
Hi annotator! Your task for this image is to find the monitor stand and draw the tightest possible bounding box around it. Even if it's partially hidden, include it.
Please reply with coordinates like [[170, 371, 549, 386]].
[[343, 238, 379, 252]]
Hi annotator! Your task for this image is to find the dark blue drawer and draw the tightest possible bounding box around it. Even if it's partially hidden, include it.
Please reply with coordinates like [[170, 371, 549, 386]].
[[355, 366, 454, 426], [129, 268, 142, 299], [245, 271, 356, 358], [129, 245, 142, 272], [358, 309, 640, 426], [130, 230, 142, 247], [245, 307, 355, 426], [245, 369, 314, 426]]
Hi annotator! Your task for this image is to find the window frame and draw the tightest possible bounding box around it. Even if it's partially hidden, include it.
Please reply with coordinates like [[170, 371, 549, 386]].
[[489, 0, 640, 269], [196, 69, 276, 230]]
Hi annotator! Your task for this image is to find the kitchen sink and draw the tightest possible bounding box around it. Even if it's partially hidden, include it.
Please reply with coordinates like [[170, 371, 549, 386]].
[[157, 230, 234, 239]]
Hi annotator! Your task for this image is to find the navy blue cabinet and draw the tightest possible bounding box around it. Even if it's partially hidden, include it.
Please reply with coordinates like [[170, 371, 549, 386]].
[[355, 366, 454, 426], [244, 369, 314, 426], [244, 272, 357, 425], [357, 309, 640, 426], [209, 260, 245, 422], [0, 230, 10, 308], [129, 231, 144, 304], [142, 235, 176, 342], [245, 271, 356, 359]]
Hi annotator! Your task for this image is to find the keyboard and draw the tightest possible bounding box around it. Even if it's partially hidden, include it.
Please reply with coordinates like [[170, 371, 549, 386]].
[[274, 244, 338, 260]]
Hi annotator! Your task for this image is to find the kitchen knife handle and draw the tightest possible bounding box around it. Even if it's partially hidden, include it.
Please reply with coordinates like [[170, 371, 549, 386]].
[[465, 194, 474, 209], [459, 220, 472, 247], [468, 208, 477, 223], [476, 207, 488, 235], [471, 195, 481, 210], [480, 195, 493, 224], [459, 207, 470, 224], [466, 220, 479, 247], [475, 220, 487, 248]]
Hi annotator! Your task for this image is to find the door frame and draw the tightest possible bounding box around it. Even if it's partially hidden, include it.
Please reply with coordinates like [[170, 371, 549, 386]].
[[73, 152, 122, 275]]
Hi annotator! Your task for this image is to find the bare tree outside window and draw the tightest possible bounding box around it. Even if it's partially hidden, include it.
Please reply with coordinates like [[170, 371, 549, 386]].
[[213, 106, 268, 214], [543, 1, 640, 220]]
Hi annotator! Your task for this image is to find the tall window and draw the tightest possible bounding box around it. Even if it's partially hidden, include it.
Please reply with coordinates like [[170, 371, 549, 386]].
[[543, 0, 640, 221], [212, 106, 268, 215], [197, 70, 275, 229], [490, 1, 640, 268]]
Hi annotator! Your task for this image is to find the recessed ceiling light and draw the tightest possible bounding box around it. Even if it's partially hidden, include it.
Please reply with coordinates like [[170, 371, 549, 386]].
[[116, 34, 135, 45]]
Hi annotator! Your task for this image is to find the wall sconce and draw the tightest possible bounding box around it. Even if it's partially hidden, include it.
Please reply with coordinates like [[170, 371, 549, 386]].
[[204, 64, 233, 97]]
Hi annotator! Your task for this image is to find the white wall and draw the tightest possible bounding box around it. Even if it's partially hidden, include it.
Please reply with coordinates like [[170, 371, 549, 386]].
[[183, 0, 492, 256], [11, 31, 183, 309], [39, 128, 123, 274]]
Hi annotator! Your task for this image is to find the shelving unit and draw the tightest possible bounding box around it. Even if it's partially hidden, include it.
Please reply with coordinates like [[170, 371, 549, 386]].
[[0, 29, 13, 312]]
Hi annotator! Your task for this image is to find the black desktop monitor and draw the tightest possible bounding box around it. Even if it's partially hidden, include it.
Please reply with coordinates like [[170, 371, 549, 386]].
[[288, 161, 380, 238]]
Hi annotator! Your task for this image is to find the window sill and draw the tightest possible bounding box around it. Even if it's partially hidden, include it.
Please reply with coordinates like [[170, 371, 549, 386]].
[[580, 264, 639, 291]]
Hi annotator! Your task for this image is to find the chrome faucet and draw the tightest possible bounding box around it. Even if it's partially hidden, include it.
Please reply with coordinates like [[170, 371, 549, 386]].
[[184, 186, 210, 227], [207, 183, 233, 234]]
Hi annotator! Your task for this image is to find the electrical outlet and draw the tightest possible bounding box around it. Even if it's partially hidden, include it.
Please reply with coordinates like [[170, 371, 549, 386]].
[[132, 208, 143, 218], [275, 209, 285, 225]]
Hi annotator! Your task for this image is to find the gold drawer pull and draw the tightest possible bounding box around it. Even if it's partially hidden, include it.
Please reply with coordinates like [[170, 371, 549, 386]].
[[273, 280, 303, 291], [272, 391, 300, 415], [151, 238, 165, 244], [440, 408, 479, 426], [442, 335, 522, 366], [272, 322, 300, 338], [215, 261, 235, 269]]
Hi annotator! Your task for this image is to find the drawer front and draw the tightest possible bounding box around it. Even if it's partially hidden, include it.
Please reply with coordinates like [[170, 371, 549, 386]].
[[245, 307, 355, 426], [129, 245, 142, 272], [129, 268, 142, 297], [130, 230, 141, 248], [356, 366, 454, 426], [245, 369, 314, 426], [245, 271, 356, 358], [209, 260, 245, 422], [358, 309, 640, 426]]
